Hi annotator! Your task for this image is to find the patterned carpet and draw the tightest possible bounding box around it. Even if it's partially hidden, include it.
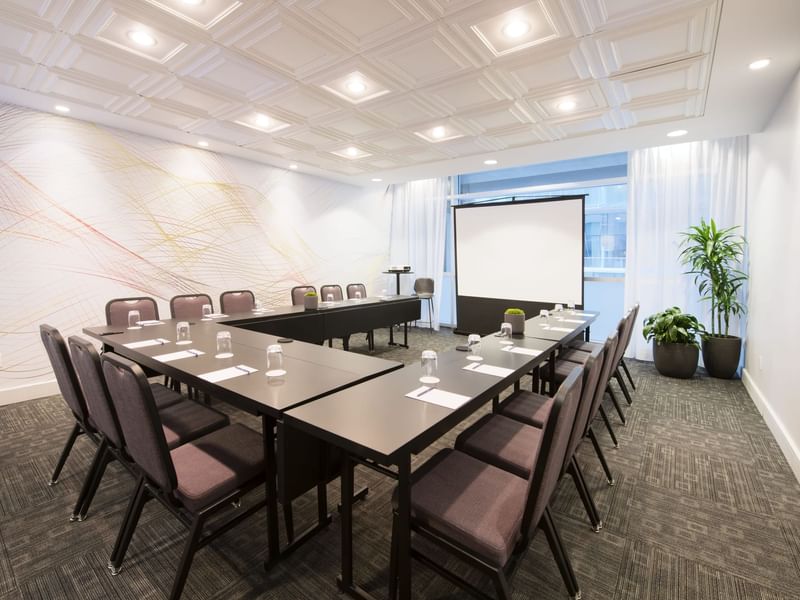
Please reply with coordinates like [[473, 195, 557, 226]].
[[1, 326, 799, 599]]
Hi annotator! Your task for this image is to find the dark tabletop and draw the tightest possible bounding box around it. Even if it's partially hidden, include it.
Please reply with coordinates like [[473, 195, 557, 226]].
[[523, 311, 598, 343]]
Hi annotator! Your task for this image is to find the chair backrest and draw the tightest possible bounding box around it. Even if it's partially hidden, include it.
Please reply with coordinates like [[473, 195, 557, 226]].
[[68, 336, 125, 450], [39, 324, 90, 425], [621, 303, 640, 354], [413, 278, 434, 294], [521, 366, 583, 540], [564, 345, 604, 468], [585, 330, 619, 435], [320, 284, 343, 301], [346, 283, 367, 299], [609, 311, 631, 367], [101, 353, 177, 493], [291, 285, 315, 306], [170, 294, 213, 319], [220, 290, 255, 314], [106, 297, 159, 327]]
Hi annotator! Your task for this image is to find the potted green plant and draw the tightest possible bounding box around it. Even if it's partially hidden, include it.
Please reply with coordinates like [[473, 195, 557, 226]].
[[679, 218, 747, 378], [303, 290, 319, 310], [642, 307, 704, 378], [504, 308, 526, 335]]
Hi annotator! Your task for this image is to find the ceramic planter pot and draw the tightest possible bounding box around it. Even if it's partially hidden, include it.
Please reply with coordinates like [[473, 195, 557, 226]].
[[304, 295, 319, 310], [504, 313, 525, 335], [653, 342, 699, 379], [701, 335, 741, 379]]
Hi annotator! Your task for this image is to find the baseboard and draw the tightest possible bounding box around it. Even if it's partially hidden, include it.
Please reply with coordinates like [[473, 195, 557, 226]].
[[0, 379, 59, 406], [742, 368, 800, 483]]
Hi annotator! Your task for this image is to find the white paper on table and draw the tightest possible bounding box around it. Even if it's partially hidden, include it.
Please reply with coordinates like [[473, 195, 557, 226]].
[[545, 326, 574, 333], [501, 346, 542, 357], [206, 313, 228, 318], [252, 309, 274, 313], [124, 338, 170, 349], [462, 363, 514, 378], [405, 386, 470, 409], [153, 349, 205, 362], [562, 319, 587, 324], [573, 312, 594, 317], [138, 320, 165, 326], [199, 365, 257, 383]]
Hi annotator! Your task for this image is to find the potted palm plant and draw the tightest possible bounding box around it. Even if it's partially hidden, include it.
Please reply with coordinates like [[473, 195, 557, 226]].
[[679, 218, 747, 378], [642, 307, 704, 378]]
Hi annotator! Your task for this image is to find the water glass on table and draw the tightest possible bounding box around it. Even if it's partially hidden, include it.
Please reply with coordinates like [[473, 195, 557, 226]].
[[215, 331, 233, 358], [420, 350, 439, 385], [127, 310, 141, 330], [466, 334, 483, 361], [176, 321, 191, 345], [266, 344, 286, 378]]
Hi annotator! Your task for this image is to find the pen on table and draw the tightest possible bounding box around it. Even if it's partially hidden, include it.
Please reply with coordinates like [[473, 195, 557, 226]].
[[188, 349, 200, 357], [235, 365, 252, 375], [417, 387, 433, 397]]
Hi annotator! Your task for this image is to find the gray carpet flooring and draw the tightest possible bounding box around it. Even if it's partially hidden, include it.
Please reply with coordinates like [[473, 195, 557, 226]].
[[1, 327, 799, 599]]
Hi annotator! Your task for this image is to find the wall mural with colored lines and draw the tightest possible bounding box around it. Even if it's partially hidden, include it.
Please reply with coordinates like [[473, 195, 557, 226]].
[[0, 103, 391, 397]]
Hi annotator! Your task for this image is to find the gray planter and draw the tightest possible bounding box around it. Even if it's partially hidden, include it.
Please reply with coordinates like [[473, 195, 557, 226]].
[[701, 335, 741, 379], [304, 295, 318, 310], [653, 342, 699, 379], [504, 312, 525, 335]]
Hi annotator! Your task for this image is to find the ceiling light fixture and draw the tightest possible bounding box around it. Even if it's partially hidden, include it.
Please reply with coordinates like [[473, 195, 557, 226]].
[[557, 99, 577, 112], [484, 159, 498, 165], [127, 30, 156, 47], [431, 126, 446, 139], [346, 146, 359, 157], [502, 20, 530, 39], [289, 164, 298, 170], [748, 58, 771, 70], [346, 78, 367, 94], [255, 113, 271, 127], [197, 140, 209, 147], [667, 129, 688, 138], [54, 105, 70, 113], [371, 178, 383, 182]]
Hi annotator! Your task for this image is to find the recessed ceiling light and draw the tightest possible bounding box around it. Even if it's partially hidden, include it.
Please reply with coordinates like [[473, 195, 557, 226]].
[[431, 126, 446, 139], [502, 20, 530, 39], [197, 140, 209, 147], [289, 164, 298, 170], [346, 147, 359, 157], [255, 113, 270, 127], [749, 58, 771, 70], [54, 105, 70, 113], [371, 178, 383, 182], [346, 78, 367, 94], [484, 159, 498, 165], [127, 30, 156, 47], [557, 99, 577, 112], [667, 129, 688, 138]]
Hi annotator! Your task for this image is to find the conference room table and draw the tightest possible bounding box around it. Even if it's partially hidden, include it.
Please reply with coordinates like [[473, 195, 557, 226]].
[[83, 315, 403, 566]]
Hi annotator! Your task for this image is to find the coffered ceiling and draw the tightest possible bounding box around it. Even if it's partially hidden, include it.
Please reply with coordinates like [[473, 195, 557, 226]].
[[0, 0, 798, 185]]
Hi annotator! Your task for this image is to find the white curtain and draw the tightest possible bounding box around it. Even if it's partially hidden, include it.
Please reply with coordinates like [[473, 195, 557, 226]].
[[625, 136, 748, 360], [389, 177, 450, 330]]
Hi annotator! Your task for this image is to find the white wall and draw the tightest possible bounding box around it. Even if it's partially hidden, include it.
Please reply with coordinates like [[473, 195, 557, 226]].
[[745, 69, 800, 481], [0, 104, 391, 404]]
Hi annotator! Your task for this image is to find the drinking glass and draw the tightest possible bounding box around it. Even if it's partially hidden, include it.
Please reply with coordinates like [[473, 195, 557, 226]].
[[354, 290, 362, 300], [127, 310, 141, 330], [420, 350, 439, 385], [554, 303, 564, 321], [466, 333, 483, 361], [266, 344, 286, 377], [567, 303, 576, 314], [254, 299, 264, 312], [539, 309, 550, 327], [326, 293, 334, 303], [215, 331, 233, 358], [176, 321, 191, 345], [499, 322, 513, 345], [554, 304, 564, 312], [201, 304, 212, 320]]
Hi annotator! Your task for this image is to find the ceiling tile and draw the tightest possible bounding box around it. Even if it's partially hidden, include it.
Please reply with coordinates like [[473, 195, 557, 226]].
[[92, 10, 187, 64], [419, 73, 510, 112], [607, 55, 709, 104], [365, 93, 444, 127], [267, 86, 340, 121]]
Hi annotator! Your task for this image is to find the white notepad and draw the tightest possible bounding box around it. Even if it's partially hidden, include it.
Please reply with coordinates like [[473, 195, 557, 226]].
[[206, 313, 228, 318], [139, 320, 165, 326], [462, 363, 514, 378], [573, 312, 594, 317], [405, 386, 470, 409], [545, 326, 573, 333], [153, 349, 205, 362], [124, 338, 170, 349], [562, 319, 587, 324], [501, 346, 542, 357], [199, 365, 257, 383]]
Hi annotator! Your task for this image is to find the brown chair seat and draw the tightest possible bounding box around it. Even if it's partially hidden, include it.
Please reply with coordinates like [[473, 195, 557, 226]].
[[501, 390, 554, 428], [160, 401, 229, 449], [150, 383, 184, 410], [455, 414, 543, 479], [560, 349, 591, 364], [569, 340, 600, 353], [172, 424, 265, 512], [396, 448, 527, 568]]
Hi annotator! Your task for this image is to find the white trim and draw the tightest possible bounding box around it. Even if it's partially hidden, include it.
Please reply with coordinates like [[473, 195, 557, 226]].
[[0, 380, 59, 406], [451, 177, 627, 202], [742, 368, 800, 484]]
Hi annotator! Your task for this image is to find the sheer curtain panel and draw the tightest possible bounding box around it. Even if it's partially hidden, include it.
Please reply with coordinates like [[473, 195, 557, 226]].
[[388, 178, 450, 330], [625, 136, 748, 361]]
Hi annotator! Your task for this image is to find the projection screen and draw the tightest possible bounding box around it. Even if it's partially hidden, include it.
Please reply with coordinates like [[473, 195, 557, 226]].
[[454, 196, 585, 334]]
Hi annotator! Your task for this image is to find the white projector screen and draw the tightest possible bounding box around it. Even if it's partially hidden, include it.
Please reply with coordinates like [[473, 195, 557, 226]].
[[455, 197, 584, 305]]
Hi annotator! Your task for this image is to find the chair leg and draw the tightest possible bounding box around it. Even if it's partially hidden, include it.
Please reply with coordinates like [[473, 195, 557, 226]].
[[540, 506, 581, 599], [49, 422, 83, 486], [368, 331, 374, 351], [283, 500, 295, 544], [428, 299, 434, 330], [491, 568, 512, 600], [615, 369, 634, 405], [621, 358, 636, 390], [568, 457, 602, 531], [588, 427, 615, 485], [598, 405, 619, 448], [169, 515, 205, 600], [606, 387, 627, 424], [388, 512, 399, 600], [71, 440, 109, 521], [109, 476, 148, 574]]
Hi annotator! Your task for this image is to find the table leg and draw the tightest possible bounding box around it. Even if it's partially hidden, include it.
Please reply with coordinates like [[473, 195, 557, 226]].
[[396, 454, 412, 600], [585, 326, 591, 342], [395, 273, 401, 295], [338, 453, 354, 590], [262, 415, 281, 569], [549, 350, 556, 397]]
